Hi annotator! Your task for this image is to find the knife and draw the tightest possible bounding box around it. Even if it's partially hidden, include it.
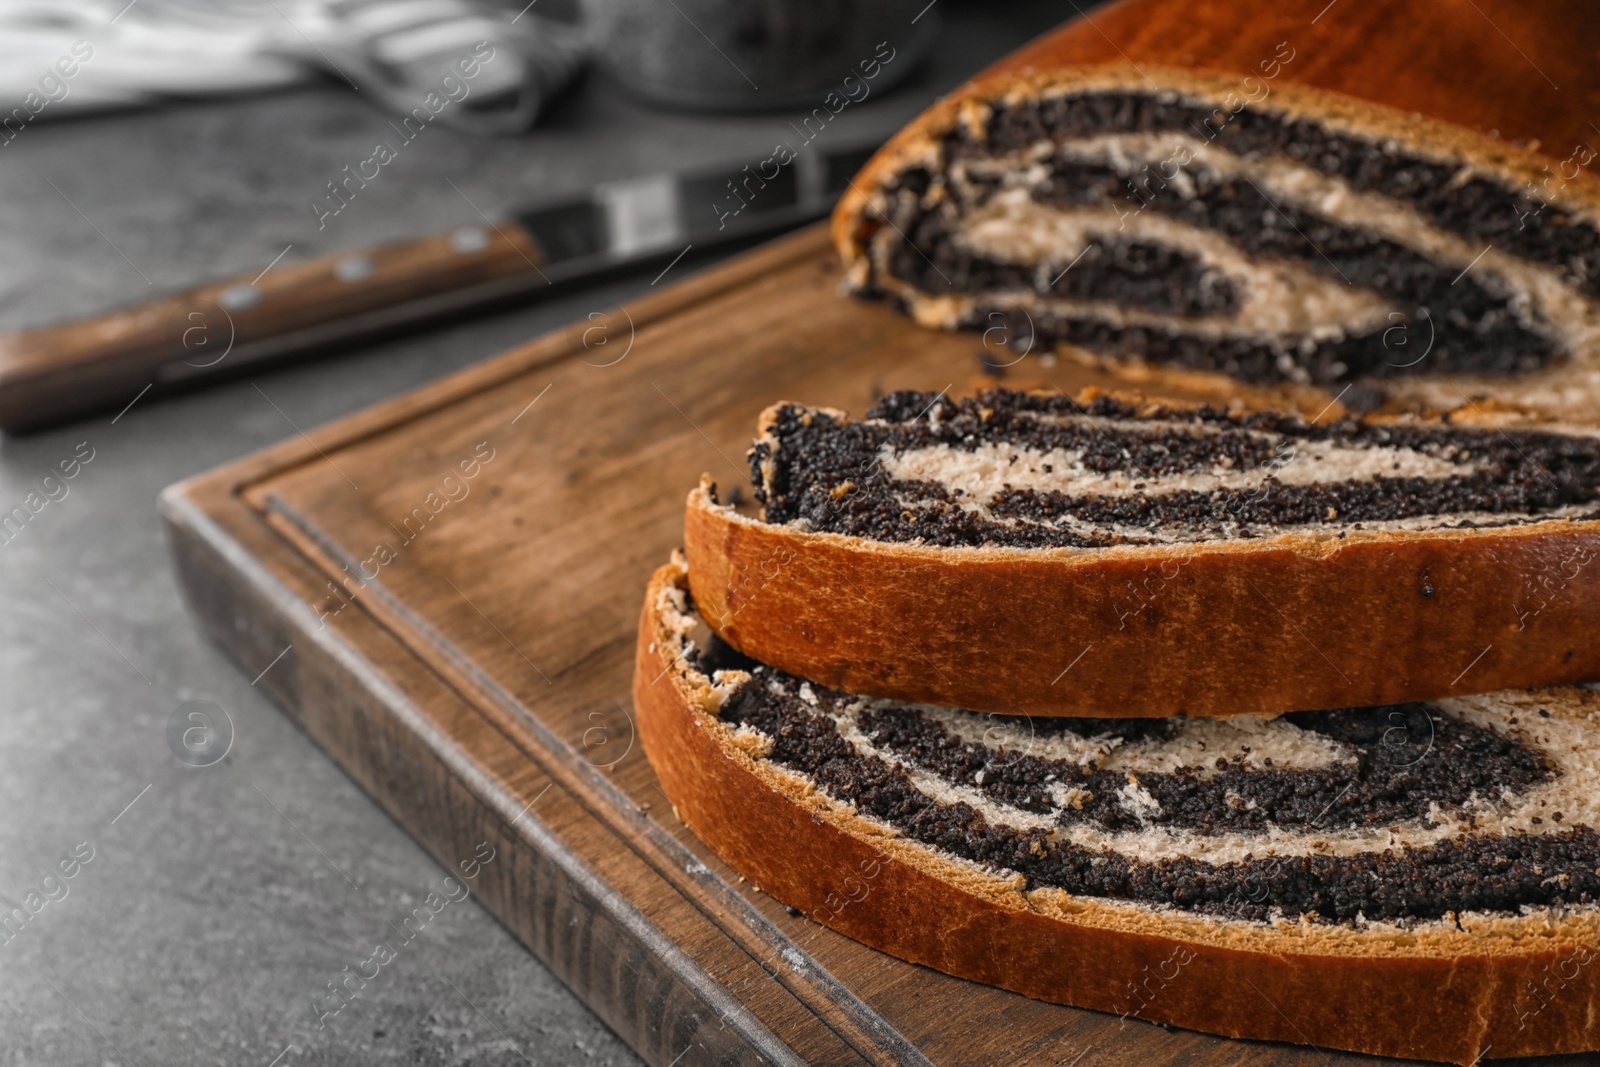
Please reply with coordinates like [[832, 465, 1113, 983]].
[[0, 140, 878, 433]]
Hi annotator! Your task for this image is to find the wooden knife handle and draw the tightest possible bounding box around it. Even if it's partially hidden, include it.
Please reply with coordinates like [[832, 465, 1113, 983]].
[[0, 224, 543, 433]]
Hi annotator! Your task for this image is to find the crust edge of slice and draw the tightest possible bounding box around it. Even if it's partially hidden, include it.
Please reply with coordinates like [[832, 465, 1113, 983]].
[[685, 387, 1600, 719], [636, 556, 1600, 1063]]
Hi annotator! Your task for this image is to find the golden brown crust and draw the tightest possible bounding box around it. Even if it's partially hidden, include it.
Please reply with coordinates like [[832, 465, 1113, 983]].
[[831, 63, 1600, 282], [976, 0, 1600, 158], [829, 2, 1600, 421], [684, 476, 1600, 719], [635, 559, 1600, 1062], [834, 0, 1600, 266]]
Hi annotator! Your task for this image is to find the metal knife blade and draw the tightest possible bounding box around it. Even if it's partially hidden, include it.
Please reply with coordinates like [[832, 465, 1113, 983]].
[[0, 139, 880, 433]]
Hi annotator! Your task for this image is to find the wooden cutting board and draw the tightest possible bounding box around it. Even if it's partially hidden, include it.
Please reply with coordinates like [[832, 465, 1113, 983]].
[[161, 224, 1571, 1067]]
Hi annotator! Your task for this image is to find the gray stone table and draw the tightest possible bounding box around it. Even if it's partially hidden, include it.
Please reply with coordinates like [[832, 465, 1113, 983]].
[[0, 4, 1063, 1063]]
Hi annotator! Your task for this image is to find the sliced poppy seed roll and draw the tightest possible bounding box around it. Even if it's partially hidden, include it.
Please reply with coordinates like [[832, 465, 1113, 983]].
[[637, 557, 1600, 1062], [833, 12, 1600, 417], [684, 388, 1600, 717]]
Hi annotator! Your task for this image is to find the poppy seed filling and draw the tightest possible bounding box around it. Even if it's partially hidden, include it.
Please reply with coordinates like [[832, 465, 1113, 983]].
[[858, 89, 1600, 386], [685, 627, 1600, 926], [747, 389, 1600, 549]]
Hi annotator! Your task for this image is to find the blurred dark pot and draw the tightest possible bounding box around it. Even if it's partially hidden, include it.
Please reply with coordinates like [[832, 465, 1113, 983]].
[[582, 0, 940, 111]]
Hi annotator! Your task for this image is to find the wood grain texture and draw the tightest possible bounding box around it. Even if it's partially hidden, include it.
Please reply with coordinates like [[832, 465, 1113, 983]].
[[162, 224, 1595, 1065]]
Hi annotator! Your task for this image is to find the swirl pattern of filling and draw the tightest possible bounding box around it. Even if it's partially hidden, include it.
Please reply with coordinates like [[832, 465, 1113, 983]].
[[750, 390, 1600, 548], [859, 90, 1600, 387], [683, 620, 1600, 926]]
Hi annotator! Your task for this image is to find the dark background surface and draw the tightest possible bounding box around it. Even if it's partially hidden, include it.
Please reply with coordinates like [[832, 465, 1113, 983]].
[[0, 4, 1069, 1063]]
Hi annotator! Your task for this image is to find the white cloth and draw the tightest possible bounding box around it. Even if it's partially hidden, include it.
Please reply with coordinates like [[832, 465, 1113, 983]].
[[0, 0, 587, 134]]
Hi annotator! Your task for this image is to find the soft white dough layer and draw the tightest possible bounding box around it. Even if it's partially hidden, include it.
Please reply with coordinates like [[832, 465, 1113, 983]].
[[899, 698, 1124, 767], [656, 579, 1600, 929], [809, 690, 1600, 866], [954, 187, 1397, 340], [1098, 715, 1356, 775], [906, 128, 1600, 363], [876, 698, 1354, 775], [881, 435, 1467, 500], [869, 422, 1599, 543]]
